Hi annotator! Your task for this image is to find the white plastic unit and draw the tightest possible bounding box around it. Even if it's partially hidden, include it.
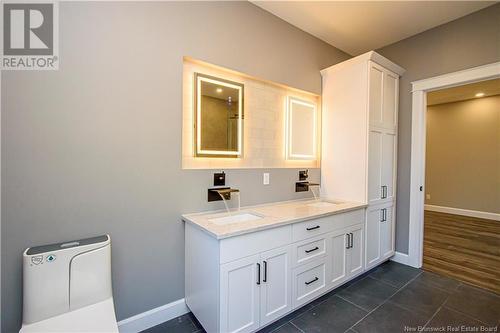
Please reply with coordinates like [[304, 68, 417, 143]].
[[20, 298, 117, 333], [21, 235, 118, 332]]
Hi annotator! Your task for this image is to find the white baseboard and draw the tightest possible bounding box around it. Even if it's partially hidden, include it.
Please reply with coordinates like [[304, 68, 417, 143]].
[[118, 298, 189, 333], [424, 204, 500, 221], [390, 251, 411, 265]]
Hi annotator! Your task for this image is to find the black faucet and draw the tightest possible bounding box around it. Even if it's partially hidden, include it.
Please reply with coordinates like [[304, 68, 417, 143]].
[[296, 170, 320, 192], [208, 171, 240, 201]]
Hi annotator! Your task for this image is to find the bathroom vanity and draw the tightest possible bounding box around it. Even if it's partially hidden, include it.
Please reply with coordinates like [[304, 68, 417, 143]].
[[183, 200, 367, 333], [182, 50, 404, 333]]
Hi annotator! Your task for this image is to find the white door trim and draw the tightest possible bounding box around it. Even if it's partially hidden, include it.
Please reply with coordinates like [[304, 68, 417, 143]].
[[408, 61, 500, 268]]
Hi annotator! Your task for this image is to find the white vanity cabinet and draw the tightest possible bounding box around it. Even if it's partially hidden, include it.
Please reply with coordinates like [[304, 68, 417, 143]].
[[365, 202, 395, 269], [184, 207, 366, 333], [320, 51, 404, 271], [258, 246, 292, 326], [220, 254, 261, 333], [327, 223, 364, 289], [219, 245, 292, 333], [346, 224, 364, 277]]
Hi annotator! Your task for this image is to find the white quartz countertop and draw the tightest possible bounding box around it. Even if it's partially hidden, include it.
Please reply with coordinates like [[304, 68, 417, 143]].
[[182, 199, 367, 239]]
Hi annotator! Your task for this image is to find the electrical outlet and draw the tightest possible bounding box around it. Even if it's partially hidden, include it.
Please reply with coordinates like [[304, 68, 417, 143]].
[[263, 173, 270, 185], [426, 194, 431, 200]]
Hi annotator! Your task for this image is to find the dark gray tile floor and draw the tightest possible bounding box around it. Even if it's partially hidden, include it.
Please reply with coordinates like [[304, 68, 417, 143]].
[[140, 261, 500, 333]]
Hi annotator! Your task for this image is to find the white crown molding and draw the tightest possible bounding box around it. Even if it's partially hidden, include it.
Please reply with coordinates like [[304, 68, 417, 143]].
[[321, 51, 405, 76]]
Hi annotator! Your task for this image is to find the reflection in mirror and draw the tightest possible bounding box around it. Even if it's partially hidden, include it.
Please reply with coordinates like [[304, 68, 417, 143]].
[[286, 97, 317, 160], [195, 73, 244, 157]]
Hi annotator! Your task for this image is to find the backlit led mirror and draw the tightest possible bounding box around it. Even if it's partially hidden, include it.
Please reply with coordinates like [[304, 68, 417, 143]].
[[195, 73, 244, 157], [286, 96, 317, 160]]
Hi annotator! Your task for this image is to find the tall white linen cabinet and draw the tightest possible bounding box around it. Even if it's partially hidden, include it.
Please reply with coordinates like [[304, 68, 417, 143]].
[[320, 51, 405, 270]]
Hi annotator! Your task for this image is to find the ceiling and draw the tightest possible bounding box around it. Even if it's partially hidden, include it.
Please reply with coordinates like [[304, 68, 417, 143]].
[[427, 78, 500, 106], [251, 1, 495, 55]]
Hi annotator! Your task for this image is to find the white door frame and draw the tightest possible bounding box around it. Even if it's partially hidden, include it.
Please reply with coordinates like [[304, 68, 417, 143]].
[[407, 61, 500, 268]]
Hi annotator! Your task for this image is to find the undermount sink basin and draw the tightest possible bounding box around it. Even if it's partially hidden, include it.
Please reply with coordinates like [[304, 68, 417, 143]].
[[209, 212, 263, 225], [306, 201, 339, 208]]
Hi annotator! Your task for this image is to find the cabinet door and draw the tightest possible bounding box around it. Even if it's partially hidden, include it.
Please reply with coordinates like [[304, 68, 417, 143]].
[[260, 246, 292, 326], [365, 207, 382, 270], [220, 255, 260, 333], [369, 130, 396, 205], [368, 62, 384, 127], [329, 230, 348, 288], [383, 72, 398, 130], [380, 204, 395, 259], [368, 129, 383, 204], [381, 132, 396, 202], [347, 225, 364, 277]]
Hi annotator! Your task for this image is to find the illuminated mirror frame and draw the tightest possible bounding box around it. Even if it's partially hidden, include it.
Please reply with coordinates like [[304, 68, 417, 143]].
[[194, 73, 244, 158], [285, 96, 317, 160]]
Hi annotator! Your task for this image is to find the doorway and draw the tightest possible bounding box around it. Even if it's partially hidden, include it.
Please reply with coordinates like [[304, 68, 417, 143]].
[[422, 79, 500, 293], [407, 62, 500, 271]]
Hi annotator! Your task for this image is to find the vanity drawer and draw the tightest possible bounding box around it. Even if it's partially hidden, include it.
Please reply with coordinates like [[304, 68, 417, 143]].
[[292, 209, 365, 242], [292, 259, 327, 308], [220, 225, 292, 264], [293, 236, 327, 267], [292, 215, 335, 242]]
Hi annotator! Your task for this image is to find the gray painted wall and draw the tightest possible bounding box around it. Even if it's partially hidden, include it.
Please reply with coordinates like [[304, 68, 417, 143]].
[[377, 3, 500, 254], [1, 2, 349, 332]]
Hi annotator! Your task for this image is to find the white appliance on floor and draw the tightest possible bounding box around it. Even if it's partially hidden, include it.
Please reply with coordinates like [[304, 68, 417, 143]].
[[20, 235, 119, 332]]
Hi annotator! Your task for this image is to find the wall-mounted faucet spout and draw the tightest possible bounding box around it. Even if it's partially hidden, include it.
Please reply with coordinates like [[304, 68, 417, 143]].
[[295, 181, 320, 192], [208, 187, 240, 201]]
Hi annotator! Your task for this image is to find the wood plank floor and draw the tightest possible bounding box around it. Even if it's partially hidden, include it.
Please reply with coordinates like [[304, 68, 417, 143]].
[[423, 210, 500, 294]]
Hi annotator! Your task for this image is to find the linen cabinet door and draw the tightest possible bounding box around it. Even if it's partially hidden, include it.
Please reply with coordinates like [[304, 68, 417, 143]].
[[260, 245, 292, 326], [347, 225, 364, 277], [382, 72, 398, 130], [368, 129, 383, 204], [329, 230, 348, 288], [220, 255, 260, 333], [381, 132, 396, 202], [365, 206, 382, 270], [368, 62, 384, 128], [380, 204, 395, 260]]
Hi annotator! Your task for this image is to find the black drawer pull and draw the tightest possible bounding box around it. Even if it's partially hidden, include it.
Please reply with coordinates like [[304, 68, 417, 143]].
[[256, 263, 261, 285], [306, 225, 320, 231], [305, 246, 319, 254], [263, 260, 267, 283], [305, 277, 319, 285]]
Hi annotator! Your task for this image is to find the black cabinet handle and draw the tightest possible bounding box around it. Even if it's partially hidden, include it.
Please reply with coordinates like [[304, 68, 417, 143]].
[[382, 185, 388, 199], [305, 277, 319, 285], [263, 260, 267, 283], [346, 234, 350, 249], [305, 246, 319, 254], [380, 209, 384, 222], [306, 225, 320, 231], [380, 208, 387, 222], [256, 263, 261, 285], [350, 233, 354, 248]]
